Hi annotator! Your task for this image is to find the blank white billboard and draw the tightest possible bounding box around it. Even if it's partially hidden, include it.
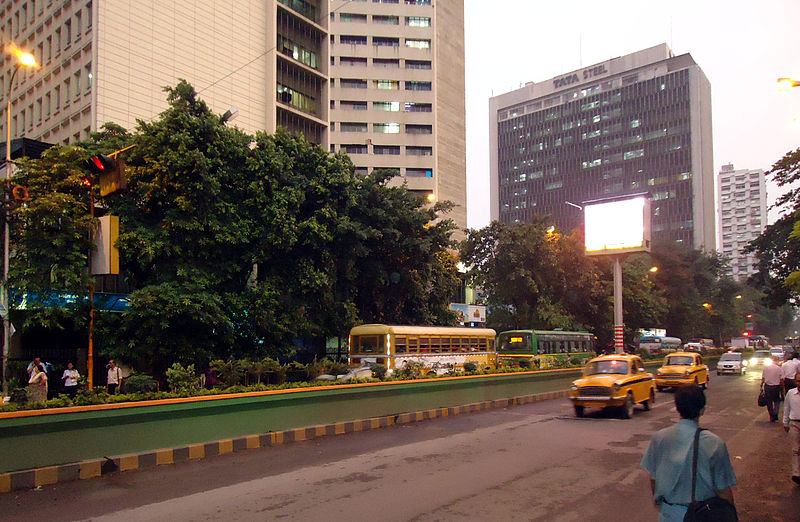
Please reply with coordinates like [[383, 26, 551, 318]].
[[584, 196, 651, 255]]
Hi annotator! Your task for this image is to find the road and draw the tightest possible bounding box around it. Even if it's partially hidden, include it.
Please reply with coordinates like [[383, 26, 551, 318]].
[[1, 366, 798, 521]]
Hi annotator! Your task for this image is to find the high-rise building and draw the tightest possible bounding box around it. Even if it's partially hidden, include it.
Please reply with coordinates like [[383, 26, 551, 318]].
[[329, 0, 465, 229], [717, 163, 766, 280], [1, 0, 466, 230], [489, 44, 715, 251]]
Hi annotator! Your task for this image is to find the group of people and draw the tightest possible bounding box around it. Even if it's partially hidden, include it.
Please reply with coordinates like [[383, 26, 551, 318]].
[[25, 357, 124, 402], [761, 350, 800, 487]]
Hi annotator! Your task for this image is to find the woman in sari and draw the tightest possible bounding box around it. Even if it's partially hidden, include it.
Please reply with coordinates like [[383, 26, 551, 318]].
[[28, 364, 48, 402]]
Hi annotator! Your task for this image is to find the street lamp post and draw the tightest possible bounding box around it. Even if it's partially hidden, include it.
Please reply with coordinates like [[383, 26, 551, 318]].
[[2, 46, 37, 398]]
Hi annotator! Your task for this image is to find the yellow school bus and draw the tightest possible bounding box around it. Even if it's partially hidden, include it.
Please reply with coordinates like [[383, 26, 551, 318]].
[[348, 324, 497, 375]]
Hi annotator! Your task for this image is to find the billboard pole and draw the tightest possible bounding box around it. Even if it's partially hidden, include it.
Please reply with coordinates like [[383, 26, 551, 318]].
[[613, 256, 624, 353]]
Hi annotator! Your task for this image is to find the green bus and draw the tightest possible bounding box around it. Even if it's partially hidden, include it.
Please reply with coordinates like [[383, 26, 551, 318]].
[[496, 330, 596, 369]]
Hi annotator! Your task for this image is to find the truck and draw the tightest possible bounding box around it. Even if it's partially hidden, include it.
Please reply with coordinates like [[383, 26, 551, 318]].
[[730, 337, 748, 350]]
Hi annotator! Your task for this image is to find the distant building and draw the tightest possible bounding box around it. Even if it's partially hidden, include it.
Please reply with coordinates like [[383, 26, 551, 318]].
[[489, 44, 715, 251], [1, 0, 466, 230], [717, 163, 766, 280]]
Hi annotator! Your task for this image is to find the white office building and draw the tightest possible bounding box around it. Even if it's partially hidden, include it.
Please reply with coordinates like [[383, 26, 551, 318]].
[[717, 163, 767, 280]]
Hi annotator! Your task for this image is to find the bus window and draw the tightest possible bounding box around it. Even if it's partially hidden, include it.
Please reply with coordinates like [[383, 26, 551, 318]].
[[431, 337, 442, 353], [470, 337, 480, 352], [408, 337, 419, 353], [356, 335, 381, 354], [569, 341, 576, 353], [419, 337, 430, 353], [395, 336, 407, 354], [488, 338, 495, 351], [456, 338, 467, 352], [439, 338, 450, 353]]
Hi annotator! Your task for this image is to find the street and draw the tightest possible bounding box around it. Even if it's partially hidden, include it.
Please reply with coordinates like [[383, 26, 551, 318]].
[[1, 366, 798, 521]]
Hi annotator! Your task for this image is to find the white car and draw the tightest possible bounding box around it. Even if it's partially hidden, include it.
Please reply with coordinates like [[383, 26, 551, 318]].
[[771, 347, 787, 361], [717, 352, 747, 375]]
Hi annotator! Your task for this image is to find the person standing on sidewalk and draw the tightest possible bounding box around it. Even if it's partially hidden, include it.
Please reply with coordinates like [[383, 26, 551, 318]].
[[782, 373, 800, 486], [641, 386, 737, 521], [782, 352, 800, 397], [106, 360, 122, 394], [762, 356, 783, 422]]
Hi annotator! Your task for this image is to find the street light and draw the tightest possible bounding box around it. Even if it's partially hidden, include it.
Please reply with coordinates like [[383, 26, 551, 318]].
[[2, 44, 37, 398], [777, 77, 800, 92], [649, 266, 658, 273]]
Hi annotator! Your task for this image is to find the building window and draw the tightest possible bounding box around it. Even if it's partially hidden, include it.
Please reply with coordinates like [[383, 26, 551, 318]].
[[405, 60, 431, 70], [373, 15, 399, 24], [405, 38, 430, 49], [342, 144, 368, 154], [373, 37, 399, 47], [406, 16, 431, 27], [87, 1, 93, 28], [340, 122, 368, 132], [340, 13, 367, 23], [374, 80, 399, 90], [374, 101, 400, 111], [407, 168, 433, 177], [404, 0, 431, 5], [373, 58, 399, 68], [85, 63, 92, 92], [340, 56, 367, 66], [406, 146, 432, 156], [406, 124, 432, 134], [405, 81, 431, 91], [65, 19, 72, 48], [404, 102, 431, 112], [341, 78, 368, 89], [373, 145, 400, 155], [341, 100, 367, 110], [374, 123, 400, 133], [340, 35, 367, 45], [75, 11, 82, 38]]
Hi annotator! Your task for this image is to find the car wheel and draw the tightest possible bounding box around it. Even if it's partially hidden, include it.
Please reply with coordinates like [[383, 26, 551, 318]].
[[643, 390, 654, 411], [574, 405, 584, 417], [621, 393, 634, 419]]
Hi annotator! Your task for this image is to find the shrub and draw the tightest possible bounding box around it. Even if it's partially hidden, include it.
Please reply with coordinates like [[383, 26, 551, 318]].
[[369, 363, 387, 380], [325, 360, 349, 376], [285, 361, 307, 383], [398, 360, 425, 379], [463, 362, 477, 373], [10, 387, 28, 404], [213, 359, 245, 387], [305, 359, 326, 380], [166, 363, 201, 393], [124, 373, 159, 394]]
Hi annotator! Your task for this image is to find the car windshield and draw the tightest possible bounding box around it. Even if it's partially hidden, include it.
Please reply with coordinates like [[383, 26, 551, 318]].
[[720, 353, 741, 361], [585, 360, 629, 375], [754, 351, 770, 358], [665, 356, 693, 366]]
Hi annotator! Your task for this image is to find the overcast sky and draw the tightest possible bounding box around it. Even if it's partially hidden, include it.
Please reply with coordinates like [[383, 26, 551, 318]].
[[463, 0, 800, 229]]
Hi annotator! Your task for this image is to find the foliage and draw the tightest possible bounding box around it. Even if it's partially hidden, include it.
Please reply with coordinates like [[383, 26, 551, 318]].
[[165, 363, 200, 393], [397, 360, 425, 379], [123, 373, 159, 394], [369, 363, 387, 380], [10, 387, 28, 404], [324, 360, 350, 376], [212, 359, 245, 387], [462, 362, 478, 373]]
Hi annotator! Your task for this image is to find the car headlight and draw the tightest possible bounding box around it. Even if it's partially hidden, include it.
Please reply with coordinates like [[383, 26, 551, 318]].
[[685, 370, 691, 376], [657, 369, 663, 375], [570, 383, 578, 391], [743, 360, 749, 366], [765, 359, 773, 366], [613, 383, 621, 392], [750, 358, 755, 364]]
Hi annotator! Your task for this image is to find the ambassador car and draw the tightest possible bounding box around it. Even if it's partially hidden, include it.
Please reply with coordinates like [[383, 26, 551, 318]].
[[569, 354, 655, 419], [655, 352, 710, 391]]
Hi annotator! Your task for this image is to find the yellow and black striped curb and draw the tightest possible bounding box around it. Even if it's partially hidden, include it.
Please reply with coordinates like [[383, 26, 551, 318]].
[[0, 389, 569, 493]]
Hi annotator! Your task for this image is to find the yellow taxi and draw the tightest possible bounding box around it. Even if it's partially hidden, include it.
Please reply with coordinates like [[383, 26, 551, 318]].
[[569, 354, 655, 419], [655, 351, 709, 391]]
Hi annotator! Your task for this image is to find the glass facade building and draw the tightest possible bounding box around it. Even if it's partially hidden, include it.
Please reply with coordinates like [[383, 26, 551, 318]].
[[489, 44, 715, 251]]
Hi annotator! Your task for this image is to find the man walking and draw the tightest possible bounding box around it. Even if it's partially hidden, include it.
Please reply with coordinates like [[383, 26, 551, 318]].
[[782, 373, 800, 485], [782, 352, 800, 396], [762, 356, 783, 421], [641, 386, 737, 521]]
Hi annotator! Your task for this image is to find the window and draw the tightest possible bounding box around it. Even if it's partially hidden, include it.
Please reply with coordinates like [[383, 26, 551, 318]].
[[406, 146, 432, 156], [373, 0, 399, 3], [341, 78, 368, 89], [405, 60, 431, 70], [74, 71, 81, 99], [87, 1, 92, 28], [55, 27, 61, 54], [65, 19, 72, 47], [340, 56, 367, 66], [405, 39, 430, 49], [373, 15, 399, 24], [404, 102, 431, 112], [374, 80, 399, 90], [406, 16, 430, 27], [340, 100, 367, 110], [85, 63, 92, 92], [406, 124, 432, 134], [75, 12, 83, 39], [340, 35, 367, 45], [54, 85, 61, 110], [407, 168, 433, 177], [45, 35, 51, 62], [405, 81, 431, 91], [339, 13, 367, 23], [340, 122, 368, 132], [342, 144, 368, 154], [44, 92, 50, 118], [373, 58, 399, 68], [373, 37, 399, 47], [374, 101, 400, 111], [405, 0, 431, 4], [373, 145, 400, 155], [374, 123, 400, 133]]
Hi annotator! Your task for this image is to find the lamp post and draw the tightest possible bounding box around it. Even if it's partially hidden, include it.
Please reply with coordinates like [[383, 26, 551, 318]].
[[2, 45, 37, 398]]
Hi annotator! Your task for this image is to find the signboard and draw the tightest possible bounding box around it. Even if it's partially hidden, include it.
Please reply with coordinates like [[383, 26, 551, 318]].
[[450, 304, 487, 323], [584, 194, 651, 256]]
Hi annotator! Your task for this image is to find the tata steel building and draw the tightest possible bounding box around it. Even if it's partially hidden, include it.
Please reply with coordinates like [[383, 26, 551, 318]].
[[489, 44, 715, 251]]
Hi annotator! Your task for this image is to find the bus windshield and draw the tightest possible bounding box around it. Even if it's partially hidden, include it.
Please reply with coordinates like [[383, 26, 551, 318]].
[[585, 360, 629, 375], [497, 333, 533, 354]]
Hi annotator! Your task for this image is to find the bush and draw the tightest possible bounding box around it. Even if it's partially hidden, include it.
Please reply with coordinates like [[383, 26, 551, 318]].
[[325, 360, 349, 376], [212, 359, 245, 387], [10, 387, 28, 404], [305, 359, 326, 380], [166, 363, 201, 393], [369, 363, 388, 380], [397, 360, 425, 379], [124, 373, 159, 394], [463, 362, 477, 373], [285, 361, 307, 383]]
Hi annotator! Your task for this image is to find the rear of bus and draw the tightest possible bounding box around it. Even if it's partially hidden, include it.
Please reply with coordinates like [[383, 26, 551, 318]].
[[348, 324, 390, 369]]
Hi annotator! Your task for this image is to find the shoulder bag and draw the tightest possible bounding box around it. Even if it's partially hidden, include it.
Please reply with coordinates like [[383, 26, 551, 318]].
[[683, 428, 738, 522], [758, 384, 767, 407]]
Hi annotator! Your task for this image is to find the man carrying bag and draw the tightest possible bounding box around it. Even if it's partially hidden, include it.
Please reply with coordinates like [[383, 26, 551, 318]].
[[641, 386, 737, 521]]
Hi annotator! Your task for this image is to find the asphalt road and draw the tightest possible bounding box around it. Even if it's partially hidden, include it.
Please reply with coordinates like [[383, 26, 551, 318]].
[[1, 365, 798, 521]]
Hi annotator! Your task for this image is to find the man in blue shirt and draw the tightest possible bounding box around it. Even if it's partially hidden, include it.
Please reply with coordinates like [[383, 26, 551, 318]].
[[641, 386, 737, 521]]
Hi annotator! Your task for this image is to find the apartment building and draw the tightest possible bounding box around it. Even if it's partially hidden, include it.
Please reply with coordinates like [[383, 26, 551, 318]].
[[329, 0, 465, 229], [489, 44, 715, 251], [2, 0, 466, 229], [717, 163, 766, 280]]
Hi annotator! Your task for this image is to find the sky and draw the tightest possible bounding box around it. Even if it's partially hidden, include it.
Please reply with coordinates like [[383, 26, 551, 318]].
[[463, 0, 800, 229]]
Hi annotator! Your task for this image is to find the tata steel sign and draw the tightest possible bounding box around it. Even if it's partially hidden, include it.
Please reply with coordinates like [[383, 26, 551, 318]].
[[553, 64, 609, 89]]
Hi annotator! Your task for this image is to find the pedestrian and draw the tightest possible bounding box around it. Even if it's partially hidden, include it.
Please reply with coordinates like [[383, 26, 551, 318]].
[[761, 356, 783, 422], [641, 386, 737, 521], [782, 352, 800, 396], [782, 373, 800, 486], [27, 364, 48, 403], [26, 356, 42, 380], [203, 363, 218, 390], [61, 362, 80, 398], [106, 359, 122, 394]]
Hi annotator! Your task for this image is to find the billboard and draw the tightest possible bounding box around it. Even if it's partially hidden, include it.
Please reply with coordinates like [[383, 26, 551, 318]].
[[584, 194, 651, 256], [450, 304, 487, 323]]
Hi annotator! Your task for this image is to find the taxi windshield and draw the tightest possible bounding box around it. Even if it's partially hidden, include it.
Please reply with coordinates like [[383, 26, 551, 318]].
[[665, 356, 693, 366], [585, 360, 629, 375]]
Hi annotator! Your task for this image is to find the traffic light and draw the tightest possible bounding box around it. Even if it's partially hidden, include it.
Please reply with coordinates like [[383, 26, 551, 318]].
[[743, 331, 750, 337], [84, 154, 126, 196]]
